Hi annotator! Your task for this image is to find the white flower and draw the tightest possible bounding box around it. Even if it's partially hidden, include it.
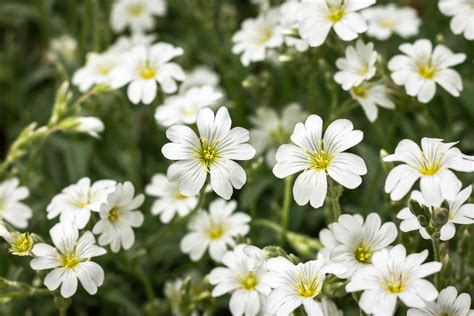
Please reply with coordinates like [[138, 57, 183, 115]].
[[162, 106, 256, 200], [180, 199, 250, 262], [108, 33, 157, 53], [349, 82, 395, 122], [408, 286, 474, 316], [397, 185, 474, 241], [262, 256, 345, 315], [319, 213, 398, 278], [59, 116, 105, 138], [30, 223, 106, 298], [110, 0, 166, 33], [279, 1, 310, 52], [208, 245, 271, 316], [249, 103, 308, 166], [232, 9, 284, 66], [111, 43, 185, 104], [388, 39, 466, 103], [439, 0, 474, 40], [334, 40, 377, 90], [0, 178, 32, 229], [0, 225, 34, 256], [47, 177, 116, 230], [50, 35, 77, 62], [145, 173, 198, 223], [297, 0, 375, 47], [361, 4, 421, 40], [155, 86, 223, 127], [179, 66, 220, 93], [72, 51, 122, 92], [92, 182, 144, 253], [384, 137, 474, 205], [273, 115, 367, 209], [346, 244, 442, 316]]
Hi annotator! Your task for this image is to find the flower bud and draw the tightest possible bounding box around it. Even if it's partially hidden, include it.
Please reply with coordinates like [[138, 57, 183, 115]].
[[431, 207, 449, 229], [58, 116, 104, 138], [409, 199, 431, 225]]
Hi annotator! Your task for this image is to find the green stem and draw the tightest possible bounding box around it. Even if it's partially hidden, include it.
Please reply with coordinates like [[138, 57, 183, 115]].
[[431, 238, 441, 289], [327, 197, 341, 223], [280, 176, 293, 247], [135, 265, 155, 302]]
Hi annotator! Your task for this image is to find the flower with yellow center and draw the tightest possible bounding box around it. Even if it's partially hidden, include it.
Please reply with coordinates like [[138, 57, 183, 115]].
[[328, 7, 345, 23], [127, 4, 144, 17], [240, 272, 259, 290], [0, 226, 34, 256], [139, 64, 157, 80], [353, 242, 372, 264], [294, 274, 321, 298]]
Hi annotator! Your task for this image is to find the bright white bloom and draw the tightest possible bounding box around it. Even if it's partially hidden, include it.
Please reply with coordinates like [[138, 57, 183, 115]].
[[319, 213, 398, 278], [59, 116, 105, 138], [47, 177, 116, 230], [93, 182, 144, 253], [298, 0, 375, 47], [0, 178, 32, 229], [350, 82, 395, 122], [273, 115, 367, 209], [361, 5, 421, 40], [145, 173, 198, 223], [110, 0, 166, 33], [384, 137, 474, 205], [0, 225, 34, 256], [155, 86, 223, 127], [162, 106, 256, 200], [250, 103, 308, 166], [108, 33, 157, 53], [180, 199, 250, 262], [388, 39, 466, 103], [262, 256, 345, 315], [111, 43, 185, 104], [179, 66, 220, 93], [30, 223, 106, 298], [72, 51, 122, 92], [279, 1, 310, 52], [346, 244, 442, 316], [334, 40, 377, 90], [208, 245, 271, 316], [232, 9, 284, 66], [439, 0, 474, 40], [408, 286, 474, 316], [397, 185, 474, 241]]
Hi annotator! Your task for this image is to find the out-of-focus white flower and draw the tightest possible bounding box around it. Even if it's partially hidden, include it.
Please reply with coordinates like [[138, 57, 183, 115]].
[[47, 177, 116, 230], [208, 245, 271, 316], [111, 43, 185, 104], [439, 0, 474, 41], [145, 173, 198, 223], [407, 286, 474, 316], [346, 244, 442, 316], [279, 1, 310, 52], [384, 137, 474, 205], [30, 223, 106, 298], [361, 4, 421, 40], [249, 103, 307, 166], [334, 40, 377, 90], [155, 86, 223, 127], [93, 182, 144, 253], [110, 0, 166, 33], [388, 39, 466, 103], [72, 51, 122, 92], [59, 116, 105, 138], [397, 185, 474, 241], [0, 225, 34, 256], [273, 115, 367, 209], [50, 35, 77, 62], [0, 178, 32, 229], [179, 67, 220, 93], [162, 106, 256, 200], [180, 199, 250, 262], [350, 82, 395, 122], [232, 9, 284, 66], [108, 33, 157, 53], [319, 213, 398, 278]]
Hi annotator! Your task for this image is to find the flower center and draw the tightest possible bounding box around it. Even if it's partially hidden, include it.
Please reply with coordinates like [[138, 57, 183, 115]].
[[295, 274, 320, 298], [258, 26, 273, 45], [140, 65, 157, 80], [207, 224, 224, 240], [380, 19, 395, 29], [309, 149, 333, 171], [328, 8, 345, 23], [9, 232, 34, 256], [98, 65, 111, 76], [351, 84, 368, 98], [384, 279, 406, 294], [353, 243, 372, 264], [241, 272, 259, 290], [108, 207, 120, 222], [417, 64, 437, 79], [174, 191, 188, 200], [194, 138, 219, 168], [128, 4, 144, 17], [418, 151, 443, 176], [60, 253, 80, 269]]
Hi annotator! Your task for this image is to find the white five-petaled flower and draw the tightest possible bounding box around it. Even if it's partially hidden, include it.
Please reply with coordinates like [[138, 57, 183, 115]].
[[162, 106, 256, 200], [439, 0, 474, 41], [297, 0, 376, 47], [346, 244, 442, 316], [334, 39, 377, 90], [92, 182, 144, 253], [72, 51, 122, 92], [319, 213, 398, 278], [232, 8, 284, 66], [397, 185, 474, 241], [0, 225, 34, 256], [111, 43, 185, 104], [110, 0, 166, 33], [408, 286, 474, 316], [208, 245, 271, 316], [349, 82, 395, 122], [262, 256, 345, 315], [180, 199, 250, 262], [388, 39, 466, 103], [0, 178, 32, 229], [47, 177, 116, 230], [145, 173, 198, 223], [384, 137, 474, 206], [361, 4, 421, 40], [273, 114, 367, 209], [30, 223, 106, 298]]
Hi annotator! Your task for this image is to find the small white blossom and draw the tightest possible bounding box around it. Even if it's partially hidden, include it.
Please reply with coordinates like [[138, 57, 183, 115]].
[[408, 286, 474, 316], [439, 0, 474, 40], [108, 33, 157, 53], [0, 178, 32, 229], [110, 0, 166, 33], [72, 51, 122, 92], [350, 82, 395, 122], [49, 35, 77, 62], [0, 225, 34, 256]]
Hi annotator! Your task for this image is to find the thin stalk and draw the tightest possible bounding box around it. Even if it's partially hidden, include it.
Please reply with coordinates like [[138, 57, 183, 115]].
[[280, 176, 293, 247], [327, 197, 341, 223], [431, 238, 441, 289]]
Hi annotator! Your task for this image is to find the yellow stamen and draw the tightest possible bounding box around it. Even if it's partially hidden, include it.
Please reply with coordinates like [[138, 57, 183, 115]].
[[294, 274, 320, 298], [309, 149, 333, 172], [60, 253, 80, 269], [352, 84, 368, 98], [417, 64, 437, 79], [207, 225, 224, 240], [140, 65, 157, 80], [193, 138, 219, 168], [258, 26, 273, 45], [128, 4, 144, 17], [108, 207, 120, 222], [174, 192, 188, 200], [353, 242, 372, 264], [380, 19, 395, 29], [241, 272, 259, 290], [328, 8, 345, 23], [9, 232, 34, 256]]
